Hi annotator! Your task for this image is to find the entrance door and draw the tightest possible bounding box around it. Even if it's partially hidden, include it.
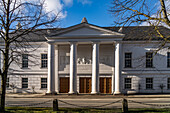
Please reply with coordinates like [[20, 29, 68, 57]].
[[79, 77, 91, 93], [100, 77, 112, 94], [60, 77, 69, 93]]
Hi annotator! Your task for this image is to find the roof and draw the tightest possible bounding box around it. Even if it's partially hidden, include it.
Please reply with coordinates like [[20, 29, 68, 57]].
[[104, 26, 170, 41], [8, 28, 63, 42], [9, 25, 170, 42]]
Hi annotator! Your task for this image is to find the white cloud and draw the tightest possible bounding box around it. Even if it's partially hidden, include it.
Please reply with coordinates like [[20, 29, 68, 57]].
[[0, 0, 68, 19], [44, 0, 66, 18], [63, 0, 73, 6], [20, 0, 73, 19], [78, 0, 92, 5], [43, 0, 74, 18]]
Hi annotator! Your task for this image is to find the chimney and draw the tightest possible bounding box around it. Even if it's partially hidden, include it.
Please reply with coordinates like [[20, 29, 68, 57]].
[[118, 27, 123, 32], [16, 22, 22, 29]]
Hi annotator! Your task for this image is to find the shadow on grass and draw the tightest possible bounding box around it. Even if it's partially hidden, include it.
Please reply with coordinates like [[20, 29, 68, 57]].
[[129, 108, 170, 113], [5, 107, 52, 113], [58, 108, 122, 113], [5, 107, 170, 113], [5, 107, 122, 113]]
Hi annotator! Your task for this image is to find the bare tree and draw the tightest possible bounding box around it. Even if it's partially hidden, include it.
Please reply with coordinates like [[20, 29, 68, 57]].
[[0, 0, 60, 111], [109, 0, 170, 94], [110, 0, 170, 50]]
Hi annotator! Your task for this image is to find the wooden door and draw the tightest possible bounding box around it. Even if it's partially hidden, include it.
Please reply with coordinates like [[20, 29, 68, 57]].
[[100, 78, 105, 93], [60, 77, 69, 93], [79, 77, 91, 93], [100, 77, 112, 94]]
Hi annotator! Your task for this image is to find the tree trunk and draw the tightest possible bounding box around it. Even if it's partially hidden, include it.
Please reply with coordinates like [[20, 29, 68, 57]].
[[0, 37, 9, 112], [0, 74, 7, 112]]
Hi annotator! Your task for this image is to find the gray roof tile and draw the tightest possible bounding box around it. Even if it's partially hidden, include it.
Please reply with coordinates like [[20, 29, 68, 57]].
[[9, 26, 170, 42]]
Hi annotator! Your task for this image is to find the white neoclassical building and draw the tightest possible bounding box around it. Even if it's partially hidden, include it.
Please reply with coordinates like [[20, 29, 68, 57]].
[[4, 18, 170, 94]]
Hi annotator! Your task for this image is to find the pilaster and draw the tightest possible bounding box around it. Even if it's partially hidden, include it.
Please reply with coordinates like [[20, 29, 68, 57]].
[[55, 45, 59, 93]]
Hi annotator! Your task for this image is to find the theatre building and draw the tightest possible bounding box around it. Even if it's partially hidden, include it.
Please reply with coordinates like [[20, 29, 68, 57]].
[[4, 18, 170, 94]]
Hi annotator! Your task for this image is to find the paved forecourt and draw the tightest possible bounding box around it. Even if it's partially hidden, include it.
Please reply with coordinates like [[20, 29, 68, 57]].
[[5, 95, 170, 108]]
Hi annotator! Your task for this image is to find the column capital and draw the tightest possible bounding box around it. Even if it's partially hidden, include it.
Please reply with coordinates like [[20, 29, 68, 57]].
[[114, 41, 122, 44], [69, 41, 78, 45], [91, 41, 100, 46], [47, 41, 55, 45], [92, 41, 100, 44]]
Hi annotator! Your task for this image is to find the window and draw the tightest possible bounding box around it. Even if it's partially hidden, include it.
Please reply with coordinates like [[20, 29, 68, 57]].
[[22, 78, 28, 88], [146, 78, 153, 89], [146, 52, 153, 68], [124, 78, 132, 89], [22, 54, 28, 68], [125, 53, 132, 68], [167, 52, 170, 67], [6, 78, 9, 88], [168, 78, 170, 89], [41, 78, 47, 88], [41, 54, 48, 68]]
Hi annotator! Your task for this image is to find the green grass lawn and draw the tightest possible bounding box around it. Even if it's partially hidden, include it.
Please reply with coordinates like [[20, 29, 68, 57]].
[[4, 107, 170, 113]]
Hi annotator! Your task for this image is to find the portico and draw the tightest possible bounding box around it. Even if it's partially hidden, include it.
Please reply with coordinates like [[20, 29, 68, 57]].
[[45, 18, 124, 94]]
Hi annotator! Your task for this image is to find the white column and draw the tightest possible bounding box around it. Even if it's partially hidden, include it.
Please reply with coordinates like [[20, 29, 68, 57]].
[[114, 42, 122, 94], [55, 45, 59, 93], [46, 42, 55, 94], [91, 42, 99, 94], [69, 42, 77, 94]]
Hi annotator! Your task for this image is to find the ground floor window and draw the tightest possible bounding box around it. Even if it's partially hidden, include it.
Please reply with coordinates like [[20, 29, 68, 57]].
[[124, 78, 132, 89], [6, 78, 9, 88], [41, 78, 47, 88], [22, 78, 28, 88], [168, 78, 170, 89], [146, 78, 153, 89]]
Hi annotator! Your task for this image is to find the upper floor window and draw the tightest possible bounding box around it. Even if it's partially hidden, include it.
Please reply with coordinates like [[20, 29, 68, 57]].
[[22, 78, 28, 88], [146, 52, 153, 68], [146, 78, 153, 89], [167, 52, 170, 67], [22, 54, 28, 68], [41, 54, 47, 68], [125, 53, 132, 68], [124, 78, 132, 89]]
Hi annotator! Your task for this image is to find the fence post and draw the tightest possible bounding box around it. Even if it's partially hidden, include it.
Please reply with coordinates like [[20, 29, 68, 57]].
[[53, 99, 58, 111], [122, 98, 128, 113]]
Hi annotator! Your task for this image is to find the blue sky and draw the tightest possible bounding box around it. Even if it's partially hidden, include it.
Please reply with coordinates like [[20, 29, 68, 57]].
[[59, 0, 114, 27], [42, 0, 168, 28]]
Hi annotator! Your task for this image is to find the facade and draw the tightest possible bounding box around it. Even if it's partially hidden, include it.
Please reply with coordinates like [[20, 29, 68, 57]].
[[4, 18, 170, 94]]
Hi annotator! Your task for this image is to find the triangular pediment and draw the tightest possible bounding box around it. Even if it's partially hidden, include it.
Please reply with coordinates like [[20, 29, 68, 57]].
[[60, 26, 109, 36], [47, 23, 125, 39]]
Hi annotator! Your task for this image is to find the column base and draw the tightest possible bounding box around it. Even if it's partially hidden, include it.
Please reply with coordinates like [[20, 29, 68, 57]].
[[46, 91, 58, 95], [91, 92, 99, 95], [114, 91, 121, 95], [68, 91, 77, 95]]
